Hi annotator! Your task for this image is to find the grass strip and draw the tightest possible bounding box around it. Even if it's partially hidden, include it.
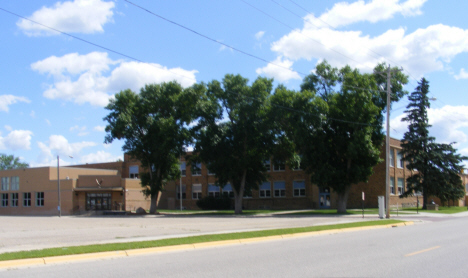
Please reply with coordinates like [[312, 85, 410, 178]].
[[158, 209, 288, 215], [0, 219, 402, 261], [403, 206, 467, 214]]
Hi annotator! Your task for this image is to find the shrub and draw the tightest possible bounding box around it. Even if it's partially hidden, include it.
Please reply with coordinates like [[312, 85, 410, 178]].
[[196, 195, 231, 210]]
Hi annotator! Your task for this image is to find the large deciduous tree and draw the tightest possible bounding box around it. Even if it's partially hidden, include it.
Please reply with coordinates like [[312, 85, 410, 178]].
[[273, 61, 408, 213], [400, 78, 466, 208], [0, 154, 29, 170], [193, 74, 279, 214], [104, 82, 203, 214]]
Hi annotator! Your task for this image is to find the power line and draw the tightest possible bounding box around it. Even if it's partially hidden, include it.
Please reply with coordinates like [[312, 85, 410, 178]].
[[123, 0, 308, 78], [0, 7, 198, 83]]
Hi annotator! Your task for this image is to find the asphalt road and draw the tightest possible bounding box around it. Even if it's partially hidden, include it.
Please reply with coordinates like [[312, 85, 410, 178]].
[[3, 215, 468, 277]]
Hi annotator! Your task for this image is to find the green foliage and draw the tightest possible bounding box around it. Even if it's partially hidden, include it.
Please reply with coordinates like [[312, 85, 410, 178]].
[[196, 195, 231, 210], [0, 154, 29, 170], [274, 61, 408, 213], [193, 74, 281, 214], [103, 82, 204, 213], [401, 78, 467, 208]]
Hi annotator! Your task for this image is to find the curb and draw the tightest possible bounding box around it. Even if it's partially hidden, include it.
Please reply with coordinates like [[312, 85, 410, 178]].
[[0, 221, 413, 269]]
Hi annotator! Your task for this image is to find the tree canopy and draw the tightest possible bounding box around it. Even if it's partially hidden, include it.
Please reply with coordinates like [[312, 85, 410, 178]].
[[400, 78, 466, 208], [0, 154, 29, 170], [193, 74, 280, 214], [103, 82, 205, 213]]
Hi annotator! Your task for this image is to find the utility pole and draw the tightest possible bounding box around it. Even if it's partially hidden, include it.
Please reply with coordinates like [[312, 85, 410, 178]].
[[385, 66, 391, 219]]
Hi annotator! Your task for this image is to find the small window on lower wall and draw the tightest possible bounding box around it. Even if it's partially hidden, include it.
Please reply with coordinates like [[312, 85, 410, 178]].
[[397, 178, 404, 195], [1, 193, 8, 207], [11, 193, 18, 207], [222, 184, 234, 198], [192, 184, 202, 200], [176, 184, 186, 200], [36, 192, 44, 207], [293, 181, 306, 197], [259, 182, 271, 198], [23, 192, 31, 207], [208, 184, 220, 197], [274, 181, 286, 197]]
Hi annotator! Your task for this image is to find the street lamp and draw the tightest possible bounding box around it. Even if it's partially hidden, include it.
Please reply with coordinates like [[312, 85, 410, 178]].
[[57, 155, 73, 217]]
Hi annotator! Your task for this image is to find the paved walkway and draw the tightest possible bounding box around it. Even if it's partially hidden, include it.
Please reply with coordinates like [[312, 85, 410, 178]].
[[1, 210, 465, 254]]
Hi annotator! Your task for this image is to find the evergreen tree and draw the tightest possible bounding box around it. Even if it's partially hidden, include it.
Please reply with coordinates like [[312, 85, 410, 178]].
[[400, 78, 466, 208]]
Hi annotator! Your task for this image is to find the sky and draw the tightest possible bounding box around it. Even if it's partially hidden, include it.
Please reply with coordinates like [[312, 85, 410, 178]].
[[1, 0, 468, 168]]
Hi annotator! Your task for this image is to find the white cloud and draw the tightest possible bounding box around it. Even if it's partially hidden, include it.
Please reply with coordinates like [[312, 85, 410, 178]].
[[311, 0, 426, 28], [30, 110, 36, 118], [0, 130, 33, 151], [70, 125, 88, 136], [45, 119, 51, 126], [17, 0, 115, 36], [32, 52, 198, 107], [37, 135, 96, 165], [0, 95, 30, 112], [255, 31, 265, 40], [454, 68, 468, 80], [79, 151, 122, 164], [4, 125, 12, 132], [268, 21, 468, 80], [256, 56, 301, 82], [94, 125, 106, 132], [390, 105, 468, 145]]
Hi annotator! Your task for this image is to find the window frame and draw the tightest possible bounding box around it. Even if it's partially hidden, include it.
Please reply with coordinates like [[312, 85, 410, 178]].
[[36, 192, 45, 207], [176, 184, 186, 200], [192, 184, 202, 200], [129, 166, 139, 179], [390, 149, 395, 168], [1, 193, 8, 207], [264, 159, 271, 172], [11, 192, 18, 207], [397, 151, 404, 168], [259, 181, 271, 198], [11, 176, 19, 191], [222, 184, 234, 198], [1, 177, 9, 191], [180, 162, 186, 176], [191, 162, 202, 176], [397, 178, 404, 195], [293, 180, 306, 197], [207, 184, 220, 197], [273, 181, 286, 197], [23, 192, 31, 207], [273, 161, 286, 172], [390, 177, 395, 195]]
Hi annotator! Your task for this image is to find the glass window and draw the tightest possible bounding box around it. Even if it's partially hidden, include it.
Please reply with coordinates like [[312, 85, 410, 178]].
[[207, 167, 215, 175], [264, 159, 271, 172], [259, 182, 271, 198], [274, 181, 286, 197], [11, 193, 18, 207], [36, 192, 45, 207], [397, 151, 404, 168], [192, 184, 202, 200], [176, 184, 186, 200], [191, 162, 202, 176], [1, 193, 8, 207], [23, 192, 31, 207], [129, 166, 139, 179], [1, 177, 9, 191], [293, 181, 306, 197], [390, 149, 395, 167], [390, 177, 395, 195], [11, 177, 19, 190], [208, 184, 220, 197], [273, 161, 285, 171], [397, 178, 404, 195], [222, 184, 234, 198], [180, 162, 186, 176]]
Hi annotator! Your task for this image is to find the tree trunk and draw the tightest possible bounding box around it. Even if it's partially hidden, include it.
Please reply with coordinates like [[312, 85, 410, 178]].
[[149, 191, 161, 214], [422, 190, 428, 210], [233, 170, 247, 214], [336, 186, 351, 214]]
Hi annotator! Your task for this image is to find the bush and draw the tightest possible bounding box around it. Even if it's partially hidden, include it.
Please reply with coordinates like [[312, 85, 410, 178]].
[[196, 195, 231, 210]]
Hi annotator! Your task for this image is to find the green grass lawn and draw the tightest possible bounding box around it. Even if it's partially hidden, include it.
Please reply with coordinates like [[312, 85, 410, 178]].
[[0, 219, 402, 261], [403, 206, 467, 214], [158, 209, 288, 215]]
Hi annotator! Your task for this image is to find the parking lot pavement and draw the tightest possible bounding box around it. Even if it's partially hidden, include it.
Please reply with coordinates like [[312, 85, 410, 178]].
[[0, 214, 378, 254]]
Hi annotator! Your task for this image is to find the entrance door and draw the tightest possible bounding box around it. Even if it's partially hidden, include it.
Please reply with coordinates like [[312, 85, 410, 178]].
[[319, 187, 331, 208], [86, 193, 112, 210]]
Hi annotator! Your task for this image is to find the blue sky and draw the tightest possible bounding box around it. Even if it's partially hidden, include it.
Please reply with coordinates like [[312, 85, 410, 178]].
[[1, 0, 467, 167]]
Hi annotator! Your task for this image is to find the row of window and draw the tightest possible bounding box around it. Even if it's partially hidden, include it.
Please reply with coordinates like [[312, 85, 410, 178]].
[[0, 192, 44, 207], [389, 149, 405, 168], [176, 181, 307, 200], [1, 176, 20, 191], [179, 159, 296, 177]]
